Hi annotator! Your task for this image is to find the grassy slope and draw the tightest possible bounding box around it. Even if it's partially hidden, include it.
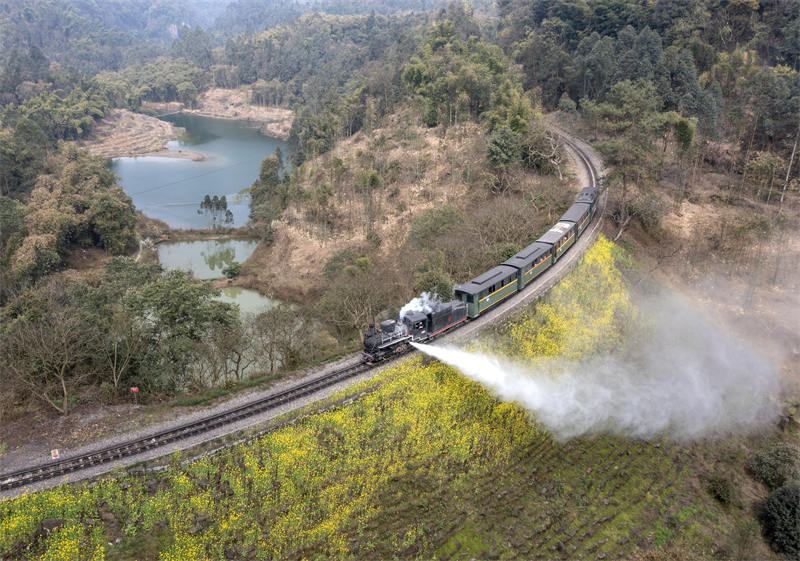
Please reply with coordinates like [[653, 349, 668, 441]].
[[0, 237, 781, 560]]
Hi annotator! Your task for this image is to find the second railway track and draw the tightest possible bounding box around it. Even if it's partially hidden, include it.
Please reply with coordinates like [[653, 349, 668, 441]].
[[0, 126, 604, 497]]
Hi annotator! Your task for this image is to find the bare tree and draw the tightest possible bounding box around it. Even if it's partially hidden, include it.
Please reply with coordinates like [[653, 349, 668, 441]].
[[316, 265, 391, 339], [1, 297, 98, 414], [250, 304, 311, 372], [102, 310, 143, 396], [195, 322, 255, 386]]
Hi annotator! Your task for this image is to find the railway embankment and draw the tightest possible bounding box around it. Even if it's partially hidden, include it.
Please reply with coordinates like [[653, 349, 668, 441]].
[[0, 127, 605, 497]]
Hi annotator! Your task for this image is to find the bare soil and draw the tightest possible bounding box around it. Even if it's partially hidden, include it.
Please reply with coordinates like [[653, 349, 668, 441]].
[[75, 109, 205, 160], [143, 87, 294, 139]]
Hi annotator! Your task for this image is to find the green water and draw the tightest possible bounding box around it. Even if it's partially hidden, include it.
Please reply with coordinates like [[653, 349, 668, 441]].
[[156, 238, 259, 280], [218, 286, 280, 315], [113, 114, 287, 229], [155, 239, 280, 314]]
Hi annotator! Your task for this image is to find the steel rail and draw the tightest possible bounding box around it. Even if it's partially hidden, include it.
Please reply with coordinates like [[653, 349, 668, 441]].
[[0, 129, 601, 494], [0, 360, 372, 491]]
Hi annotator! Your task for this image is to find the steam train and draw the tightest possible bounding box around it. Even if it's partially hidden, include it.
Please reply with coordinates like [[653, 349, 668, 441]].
[[362, 185, 599, 361]]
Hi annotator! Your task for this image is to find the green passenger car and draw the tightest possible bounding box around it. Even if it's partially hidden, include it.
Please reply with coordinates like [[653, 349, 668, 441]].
[[538, 221, 578, 259], [450, 187, 600, 322], [560, 202, 593, 236], [502, 242, 554, 291], [454, 265, 519, 319]]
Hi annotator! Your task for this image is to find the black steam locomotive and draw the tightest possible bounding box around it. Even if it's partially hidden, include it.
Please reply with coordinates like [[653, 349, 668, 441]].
[[362, 185, 599, 361], [362, 300, 467, 361]]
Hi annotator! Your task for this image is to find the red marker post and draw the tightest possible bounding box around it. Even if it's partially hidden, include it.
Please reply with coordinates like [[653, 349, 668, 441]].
[[130, 386, 139, 406]]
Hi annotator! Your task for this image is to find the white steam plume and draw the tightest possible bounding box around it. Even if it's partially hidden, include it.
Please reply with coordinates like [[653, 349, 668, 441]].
[[413, 294, 782, 441], [399, 292, 441, 320]]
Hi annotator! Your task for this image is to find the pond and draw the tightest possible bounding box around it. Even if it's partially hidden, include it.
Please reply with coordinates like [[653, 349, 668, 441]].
[[113, 114, 288, 229], [155, 238, 281, 315], [157, 238, 259, 280], [217, 286, 280, 316]]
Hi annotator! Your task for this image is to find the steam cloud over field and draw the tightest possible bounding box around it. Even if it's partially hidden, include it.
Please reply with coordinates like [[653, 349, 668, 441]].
[[414, 294, 782, 440]]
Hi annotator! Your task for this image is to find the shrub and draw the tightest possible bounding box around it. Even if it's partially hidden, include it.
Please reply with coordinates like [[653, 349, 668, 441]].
[[763, 483, 800, 558], [222, 261, 241, 279], [558, 94, 577, 113], [493, 242, 521, 262], [729, 519, 759, 560], [408, 205, 464, 248], [707, 473, 736, 506], [322, 248, 356, 280], [750, 443, 800, 490]]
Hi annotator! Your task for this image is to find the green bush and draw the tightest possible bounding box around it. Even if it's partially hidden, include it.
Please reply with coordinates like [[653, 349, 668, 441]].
[[750, 443, 800, 490], [493, 242, 521, 263], [222, 261, 242, 279], [707, 473, 736, 506], [558, 95, 577, 113], [763, 483, 800, 558], [322, 249, 356, 280], [408, 205, 464, 248]]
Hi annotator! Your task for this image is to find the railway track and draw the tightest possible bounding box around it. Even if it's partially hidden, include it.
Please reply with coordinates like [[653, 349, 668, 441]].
[[0, 126, 603, 495], [0, 360, 372, 492]]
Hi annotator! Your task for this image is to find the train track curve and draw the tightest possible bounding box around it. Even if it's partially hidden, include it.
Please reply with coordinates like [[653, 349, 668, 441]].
[[0, 126, 604, 497]]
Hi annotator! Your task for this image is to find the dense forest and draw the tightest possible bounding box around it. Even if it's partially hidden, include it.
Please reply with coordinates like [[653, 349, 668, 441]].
[[0, 0, 798, 425]]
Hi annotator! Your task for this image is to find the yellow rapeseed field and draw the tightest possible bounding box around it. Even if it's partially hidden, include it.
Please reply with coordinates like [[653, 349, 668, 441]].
[[3, 237, 691, 560]]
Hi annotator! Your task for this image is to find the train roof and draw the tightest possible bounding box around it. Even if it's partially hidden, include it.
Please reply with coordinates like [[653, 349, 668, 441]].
[[454, 264, 518, 295], [559, 202, 591, 224], [403, 310, 427, 324], [502, 241, 551, 269], [576, 186, 598, 204], [537, 221, 574, 245]]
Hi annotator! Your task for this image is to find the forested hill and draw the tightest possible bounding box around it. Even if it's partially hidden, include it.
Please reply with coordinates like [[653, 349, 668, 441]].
[[1, 0, 798, 287], [0, 0, 456, 75], [0, 0, 224, 73], [497, 0, 799, 145]]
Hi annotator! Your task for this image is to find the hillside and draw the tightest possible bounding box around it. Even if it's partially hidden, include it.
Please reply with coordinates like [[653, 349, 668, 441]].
[[1, 239, 788, 560], [237, 111, 573, 304], [2, 2, 800, 559]]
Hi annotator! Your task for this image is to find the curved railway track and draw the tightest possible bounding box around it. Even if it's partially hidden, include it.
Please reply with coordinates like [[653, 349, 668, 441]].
[[0, 127, 603, 495]]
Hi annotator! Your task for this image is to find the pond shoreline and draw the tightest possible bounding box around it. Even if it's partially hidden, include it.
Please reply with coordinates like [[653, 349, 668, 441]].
[[143, 233, 304, 305], [78, 88, 293, 161], [76, 109, 207, 160], [155, 237, 260, 280], [142, 87, 294, 140]]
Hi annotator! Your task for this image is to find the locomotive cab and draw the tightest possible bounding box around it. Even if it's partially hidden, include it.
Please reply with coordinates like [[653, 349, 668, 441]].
[[402, 311, 428, 341]]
